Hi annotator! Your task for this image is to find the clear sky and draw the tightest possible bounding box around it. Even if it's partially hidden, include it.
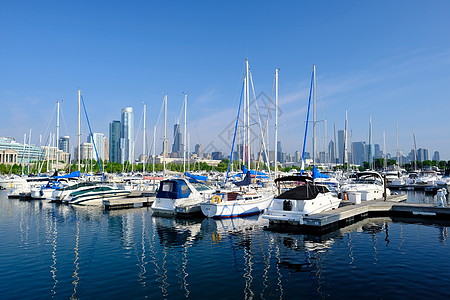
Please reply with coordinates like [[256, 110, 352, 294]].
[[1, 1, 450, 160]]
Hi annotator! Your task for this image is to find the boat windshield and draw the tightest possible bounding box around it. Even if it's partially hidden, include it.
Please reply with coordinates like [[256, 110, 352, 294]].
[[190, 182, 213, 192]]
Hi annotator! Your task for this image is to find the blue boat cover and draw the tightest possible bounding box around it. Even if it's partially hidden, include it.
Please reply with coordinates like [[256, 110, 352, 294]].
[[313, 166, 329, 179], [234, 171, 252, 186], [156, 179, 191, 199], [243, 165, 270, 179], [54, 171, 81, 179], [184, 172, 208, 182]]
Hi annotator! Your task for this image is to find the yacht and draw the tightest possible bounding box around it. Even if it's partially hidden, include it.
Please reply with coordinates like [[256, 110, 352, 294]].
[[263, 175, 341, 225], [200, 172, 274, 218], [340, 171, 390, 202], [151, 178, 214, 217], [63, 185, 130, 205]]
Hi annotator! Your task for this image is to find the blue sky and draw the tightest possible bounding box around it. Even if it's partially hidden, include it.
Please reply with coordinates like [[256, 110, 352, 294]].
[[1, 1, 450, 160]]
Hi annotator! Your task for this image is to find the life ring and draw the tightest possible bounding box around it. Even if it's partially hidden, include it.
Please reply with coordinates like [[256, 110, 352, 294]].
[[212, 195, 222, 204]]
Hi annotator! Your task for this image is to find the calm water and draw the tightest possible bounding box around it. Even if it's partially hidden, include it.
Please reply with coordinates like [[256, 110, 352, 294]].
[[1, 190, 450, 299]]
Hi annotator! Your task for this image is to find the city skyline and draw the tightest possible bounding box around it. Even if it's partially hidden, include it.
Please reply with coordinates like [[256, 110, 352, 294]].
[[1, 1, 450, 159]]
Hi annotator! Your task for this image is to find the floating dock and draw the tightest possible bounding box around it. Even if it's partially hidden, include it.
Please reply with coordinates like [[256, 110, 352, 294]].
[[294, 194, 450, 233], [103, 197, 155, 210]]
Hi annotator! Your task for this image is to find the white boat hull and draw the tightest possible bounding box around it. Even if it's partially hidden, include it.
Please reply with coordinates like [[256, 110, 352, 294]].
[[200, 193, 274, 218]]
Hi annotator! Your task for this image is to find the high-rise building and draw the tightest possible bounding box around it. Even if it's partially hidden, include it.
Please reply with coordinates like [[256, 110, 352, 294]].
[[433, 151, 440, 162], [59, 136, 70, 153], [374, 144, 382, 159], [195, 144, 203, 158], [417, 148, 429, 162], [87, 133, 106, 161], [74, 143, 93, 162], [172, 124, 183, 157], [352, 142, 366, 166], [328, 140, 335, 164], [109, 120, 121, 163], [277, 141, 282, 163], [120, 107, 134, 163]]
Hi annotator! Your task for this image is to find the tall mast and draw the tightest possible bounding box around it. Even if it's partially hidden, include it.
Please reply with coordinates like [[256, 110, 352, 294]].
[[369, 115, 372, 168], [163, 94, 167, 177], [246, 59, 250, 170], [396, 123, 400, 167], [413, 129, 417, 170], [274, 68, 279, 178], [143, 103, 146, 173], [383, 130, 387, 170], [78, 89, 81, 172], [152, 125, 156, 174], [56, 101, 60, 173], [243, 76, 247, 168], [183, 94, 187, 174], [313, 64, 316, 167], [333, 124, 337, 165], [343, 110, 348, 170]]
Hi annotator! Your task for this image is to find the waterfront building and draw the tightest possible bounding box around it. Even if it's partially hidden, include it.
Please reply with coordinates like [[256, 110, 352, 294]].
[[109, 120, 121, 163], [120, 108, 134, 164], [0, 149, 18, 165], [0, 137, 44, 164], [276, 141, 282, 164], [59, 136, 69, 154]]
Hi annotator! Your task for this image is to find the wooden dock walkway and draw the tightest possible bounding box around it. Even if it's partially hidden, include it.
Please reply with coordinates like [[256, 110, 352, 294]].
[[103, 197, 155, 210], [301, 194, 450, 233]]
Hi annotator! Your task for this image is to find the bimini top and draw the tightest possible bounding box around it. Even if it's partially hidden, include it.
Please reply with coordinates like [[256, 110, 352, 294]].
[[156, 179, 191, 199], [356, 171, 383, 180], [276, 183, 330, 200], [274, 175, 313, 184]]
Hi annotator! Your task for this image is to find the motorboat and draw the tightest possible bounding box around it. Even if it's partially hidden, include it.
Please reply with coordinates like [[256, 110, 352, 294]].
[[51, 181, 98, 203], [340, 171, 390, 202], [263, 175, 341, 225], [63, 185, 130, 205], [200, 172, 274, 218], [151, 178, 214, 217]]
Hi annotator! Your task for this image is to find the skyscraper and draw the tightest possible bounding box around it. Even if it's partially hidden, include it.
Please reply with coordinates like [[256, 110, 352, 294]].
[[277, 141, 282, 163], [172, 123, 183, 157], [352, 141, 366, 166], [195, 144, 203, 158], [87, 133, 106, 161], [59, 136, 69, 153], [120, 107, 134, 163], [109, 121, 121, 163]]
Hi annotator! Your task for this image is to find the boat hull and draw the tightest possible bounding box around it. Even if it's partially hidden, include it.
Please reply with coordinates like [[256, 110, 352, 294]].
[[200, 194, 274, 218]]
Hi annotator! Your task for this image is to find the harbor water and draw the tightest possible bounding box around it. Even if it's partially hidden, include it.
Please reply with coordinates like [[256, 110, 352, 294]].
[[1, 190, 450, 299]]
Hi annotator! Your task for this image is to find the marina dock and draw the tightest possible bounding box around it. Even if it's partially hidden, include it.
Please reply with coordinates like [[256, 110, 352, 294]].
[[103, 196, 155, 210], [299, 194, 450, 233]]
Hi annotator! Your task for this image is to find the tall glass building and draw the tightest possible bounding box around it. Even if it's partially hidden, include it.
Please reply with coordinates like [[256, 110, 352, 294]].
[[0, 137, 44, 164], [109, 121, 121, 163], [58, 136, 70, 153], [120, 107, 134, 164]]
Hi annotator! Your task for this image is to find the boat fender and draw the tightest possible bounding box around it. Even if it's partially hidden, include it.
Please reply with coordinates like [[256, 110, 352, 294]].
[[212, 195, 222, 204], [344, 192, 348, 201]]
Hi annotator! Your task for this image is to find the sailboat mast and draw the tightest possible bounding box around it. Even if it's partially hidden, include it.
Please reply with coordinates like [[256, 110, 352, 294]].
[[78, 89, 81, 172], [274, 68, 278, 178], [163, 94, 167, 177], [383, 130, 387, 170], [396, 123, 400, 167], [243, 76, 247, 169], [183, 94, 187, 174], [369, 115, 372, 169], [333, 124, 337, 165], [313, 64, 316, 167], [344, 110, 348, 170], [56, 101, 60, 173], [153, 125, 156, 174], [413, 129, 417, 170], [246, 59, 250, 170], [143, 103, 146, 173]]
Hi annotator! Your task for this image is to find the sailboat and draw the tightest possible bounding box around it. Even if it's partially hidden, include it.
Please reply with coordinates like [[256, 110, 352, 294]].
[[200, 59, 274, 218], [263, 65, 341, 225]]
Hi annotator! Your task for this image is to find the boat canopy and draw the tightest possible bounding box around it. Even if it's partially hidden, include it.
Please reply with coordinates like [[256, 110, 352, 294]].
[[156, 179, 191, 199], [274, 175, 313, 184], [276, 184, 329, 200]]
